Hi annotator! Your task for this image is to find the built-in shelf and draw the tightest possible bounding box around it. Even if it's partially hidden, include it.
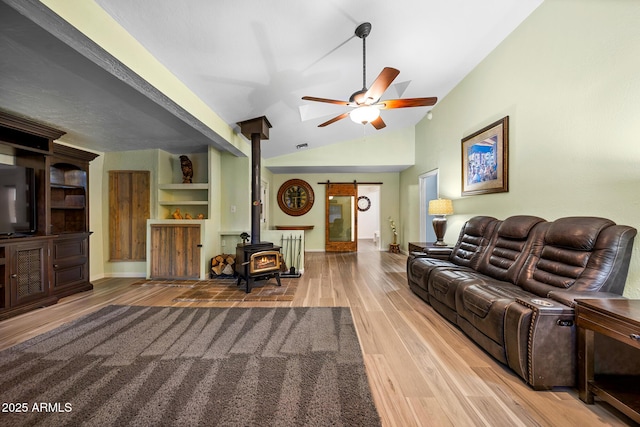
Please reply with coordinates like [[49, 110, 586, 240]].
[[50, 162, 88, 234], [158, 183, 209, 190], [159, 200, 209, 206], [149, 152, 213, 280], [51, 206, 85, 210], [51, 183, 85, 190], [158, 181, 209, 220]]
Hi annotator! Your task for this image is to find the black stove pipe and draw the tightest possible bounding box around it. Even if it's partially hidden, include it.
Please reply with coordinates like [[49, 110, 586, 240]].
[[250, 132, 261, 244], [237, 116, 271, 246]]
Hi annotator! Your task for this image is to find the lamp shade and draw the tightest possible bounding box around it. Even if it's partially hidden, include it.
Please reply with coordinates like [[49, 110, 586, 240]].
[[428, 199, 454, 216], [350, 106, 380, 124]]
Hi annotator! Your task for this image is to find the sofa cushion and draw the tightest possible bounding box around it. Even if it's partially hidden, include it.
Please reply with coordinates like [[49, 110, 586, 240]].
[[456, 282, 535, 345], [497, 215, 545, 239], [545, 217, 614, 251], [449, 216, 499, 268], [407, 216, 498, 297], [476, 216, 546, 284], [408, 257, 458, 291], [427, 268, 479, 313], [518, 217, 637, 296]]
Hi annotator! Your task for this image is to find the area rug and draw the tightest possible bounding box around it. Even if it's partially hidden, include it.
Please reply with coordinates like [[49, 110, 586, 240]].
[[0, 305, 381, 426], [132, 277, 297, 302]]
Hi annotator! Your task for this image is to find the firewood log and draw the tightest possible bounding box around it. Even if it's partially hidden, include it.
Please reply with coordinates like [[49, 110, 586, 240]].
[[212, 264, 224, 275]]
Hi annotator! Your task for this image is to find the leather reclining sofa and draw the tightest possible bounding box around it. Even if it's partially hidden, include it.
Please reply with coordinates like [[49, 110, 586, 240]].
[[406, 215, 637, 389]]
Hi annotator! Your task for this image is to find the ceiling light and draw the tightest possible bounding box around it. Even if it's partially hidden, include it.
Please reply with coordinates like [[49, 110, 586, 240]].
[[350, 106, 380, 125]]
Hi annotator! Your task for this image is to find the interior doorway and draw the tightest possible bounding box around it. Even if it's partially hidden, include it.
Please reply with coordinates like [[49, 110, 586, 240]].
[[357, 185, 381, 252], [419, 169, 439, 243]]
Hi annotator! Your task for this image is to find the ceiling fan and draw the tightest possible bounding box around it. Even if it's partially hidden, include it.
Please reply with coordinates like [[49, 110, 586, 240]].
[[302, 22, 437, 130]]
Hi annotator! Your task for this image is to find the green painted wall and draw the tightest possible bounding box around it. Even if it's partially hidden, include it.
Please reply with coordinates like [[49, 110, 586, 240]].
[[265, 127, 414, 170], [400, 0, 640, 297], [220, 152, 251, 231]]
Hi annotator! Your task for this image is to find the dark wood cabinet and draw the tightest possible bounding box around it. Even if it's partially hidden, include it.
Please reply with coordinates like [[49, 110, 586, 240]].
[[576, 299, 640, 424], [49, 144, 98, 297], [52, 233, 90, 297], [0, 112, 97, 319], [0, 237, 56, 320]]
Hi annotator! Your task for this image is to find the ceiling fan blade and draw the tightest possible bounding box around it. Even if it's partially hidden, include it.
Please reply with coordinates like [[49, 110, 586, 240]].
[[370, 116, 386, 130], [318, 112, 350, 127], [302, 96, 350, 106], [363, 67, 400, 104], [379, 97, 438, 109]]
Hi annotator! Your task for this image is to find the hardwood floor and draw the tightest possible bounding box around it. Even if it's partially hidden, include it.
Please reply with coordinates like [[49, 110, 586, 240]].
[[0, 249, 633, 426]]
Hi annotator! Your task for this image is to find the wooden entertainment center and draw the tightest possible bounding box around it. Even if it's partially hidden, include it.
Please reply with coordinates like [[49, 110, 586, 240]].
[[0, 111, 98, 320]]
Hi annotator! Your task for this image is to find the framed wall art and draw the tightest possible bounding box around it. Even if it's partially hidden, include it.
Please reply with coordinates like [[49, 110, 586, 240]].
[[461, 116, 509, 196]]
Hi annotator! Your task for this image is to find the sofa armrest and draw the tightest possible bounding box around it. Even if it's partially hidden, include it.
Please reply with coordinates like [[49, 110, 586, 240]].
[[506, 297, 576, 389], [547, 290, 623, 308], [417, 246, 453, 260], [409, 251, 431, 258]]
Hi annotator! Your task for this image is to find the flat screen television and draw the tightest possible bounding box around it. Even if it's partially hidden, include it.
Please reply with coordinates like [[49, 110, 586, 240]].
[[0, 163, 36, 236]]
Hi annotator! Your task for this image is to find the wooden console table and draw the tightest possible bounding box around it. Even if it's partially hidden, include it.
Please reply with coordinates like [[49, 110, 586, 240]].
[[576, 298, 640, 424]]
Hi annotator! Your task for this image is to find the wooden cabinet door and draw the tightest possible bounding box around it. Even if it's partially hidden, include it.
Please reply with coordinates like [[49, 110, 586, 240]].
[[150, 224, 201, 279], [9, 240, 49, 306], [109, 171, 150, 261], [52, 233, 90, 295]]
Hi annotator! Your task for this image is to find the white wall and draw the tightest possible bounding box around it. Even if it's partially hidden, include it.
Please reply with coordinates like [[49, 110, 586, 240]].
[[400, 0, 640, 297], [357, 185, 380, 240]]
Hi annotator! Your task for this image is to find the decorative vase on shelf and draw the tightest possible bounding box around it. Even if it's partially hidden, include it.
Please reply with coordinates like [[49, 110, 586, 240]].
[[180, 155, 193, 184]]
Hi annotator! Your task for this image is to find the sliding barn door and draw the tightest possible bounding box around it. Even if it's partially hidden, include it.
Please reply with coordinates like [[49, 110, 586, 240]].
[[325, 183, 357, 252]]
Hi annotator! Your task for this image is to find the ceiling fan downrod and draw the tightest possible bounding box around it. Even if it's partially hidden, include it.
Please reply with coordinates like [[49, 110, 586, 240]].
[[351, 22, 372, 104]]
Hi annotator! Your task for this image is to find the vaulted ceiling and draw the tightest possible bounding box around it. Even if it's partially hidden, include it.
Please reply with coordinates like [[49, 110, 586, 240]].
[[0, 0, 542, 161]]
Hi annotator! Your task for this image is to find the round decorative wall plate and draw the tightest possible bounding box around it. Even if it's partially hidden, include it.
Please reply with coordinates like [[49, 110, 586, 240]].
[[277, 179, 315, 216], [357, 196, 371, 212]]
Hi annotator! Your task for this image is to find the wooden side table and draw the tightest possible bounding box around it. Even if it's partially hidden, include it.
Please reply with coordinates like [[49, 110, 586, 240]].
[[576, 298, 640, 424]]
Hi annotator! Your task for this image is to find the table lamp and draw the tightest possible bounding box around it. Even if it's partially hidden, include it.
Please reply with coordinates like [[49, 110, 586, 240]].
[[428, 199, 454, 246]]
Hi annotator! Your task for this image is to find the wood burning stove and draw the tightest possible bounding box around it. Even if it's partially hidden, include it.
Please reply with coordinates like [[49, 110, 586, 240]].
[[235, 242, 282, 292], [235, 117, 283, 293]]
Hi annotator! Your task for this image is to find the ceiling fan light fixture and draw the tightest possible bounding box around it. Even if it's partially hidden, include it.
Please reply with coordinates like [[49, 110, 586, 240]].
[[302, 21, 436, 130], [350, 105, 380, 124]]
